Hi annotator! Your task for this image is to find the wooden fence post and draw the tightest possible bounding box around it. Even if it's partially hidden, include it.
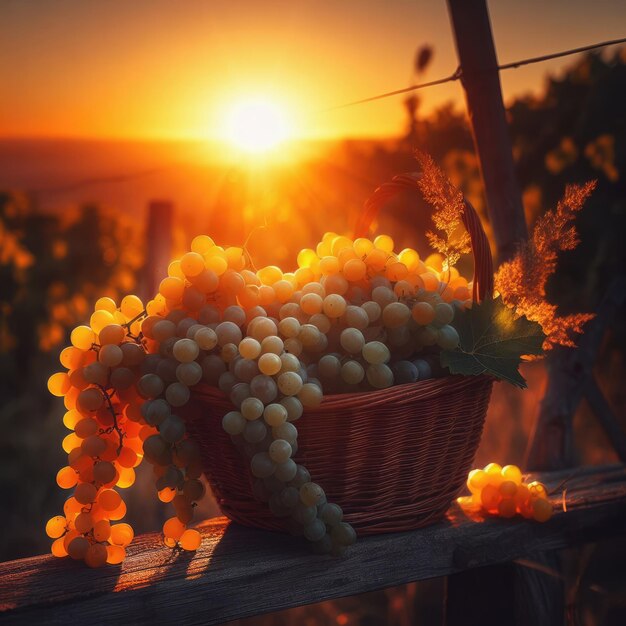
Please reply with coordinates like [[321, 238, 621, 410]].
[[143, 200, 174, 302], [446, 0, 527, 264]]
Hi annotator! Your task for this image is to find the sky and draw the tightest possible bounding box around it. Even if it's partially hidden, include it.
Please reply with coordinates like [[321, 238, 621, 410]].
[[1, 0, 625, 140]]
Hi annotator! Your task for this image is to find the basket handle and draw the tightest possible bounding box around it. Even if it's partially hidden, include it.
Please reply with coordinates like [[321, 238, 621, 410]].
[[353, 173, 494, 303]]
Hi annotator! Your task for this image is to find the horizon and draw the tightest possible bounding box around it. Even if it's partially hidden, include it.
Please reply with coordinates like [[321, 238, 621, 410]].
[[2, 0, 626, 142]]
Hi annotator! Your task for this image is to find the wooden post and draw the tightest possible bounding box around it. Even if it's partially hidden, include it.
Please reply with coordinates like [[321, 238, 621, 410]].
[[525, 276, 626, 470], [446, 0, 527, 263], [143, 200, 173, 301]]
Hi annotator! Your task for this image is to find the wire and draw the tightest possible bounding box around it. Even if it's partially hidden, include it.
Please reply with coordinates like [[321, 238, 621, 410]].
[[322, 36, 626, 112], [320, 68, 462, 112], [498, 36, 626, 70]]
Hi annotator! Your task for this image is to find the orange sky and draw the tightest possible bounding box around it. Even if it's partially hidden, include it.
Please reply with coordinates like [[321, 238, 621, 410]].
[[1, 0, 624, 140]]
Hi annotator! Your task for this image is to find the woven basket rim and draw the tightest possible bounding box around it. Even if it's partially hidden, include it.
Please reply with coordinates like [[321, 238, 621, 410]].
[[191, 373, 493, 409]]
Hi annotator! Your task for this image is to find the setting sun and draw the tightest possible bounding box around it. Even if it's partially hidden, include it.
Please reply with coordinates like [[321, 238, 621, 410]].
[[223, 98, 291, 153]]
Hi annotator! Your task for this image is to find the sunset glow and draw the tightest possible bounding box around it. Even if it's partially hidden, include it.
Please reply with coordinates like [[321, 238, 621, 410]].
[[223, 99, 292, 153]]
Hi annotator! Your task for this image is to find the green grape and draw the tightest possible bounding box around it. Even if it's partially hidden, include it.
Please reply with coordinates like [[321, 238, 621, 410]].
[[341, 360, 365, 385], [362, 341, 390, 365], [339, 328, 365, 354]]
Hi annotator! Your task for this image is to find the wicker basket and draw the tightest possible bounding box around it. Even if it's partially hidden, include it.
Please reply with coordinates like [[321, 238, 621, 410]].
[[184, 174, 494, 535]]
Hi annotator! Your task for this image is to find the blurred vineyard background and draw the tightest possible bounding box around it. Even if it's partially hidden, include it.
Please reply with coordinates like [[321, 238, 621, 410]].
[[1, 48, 626, 623]]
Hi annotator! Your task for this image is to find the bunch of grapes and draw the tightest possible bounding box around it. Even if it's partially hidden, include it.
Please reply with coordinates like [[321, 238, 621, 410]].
[[457, 463, 553, 522], [47, 231, 475, 566]]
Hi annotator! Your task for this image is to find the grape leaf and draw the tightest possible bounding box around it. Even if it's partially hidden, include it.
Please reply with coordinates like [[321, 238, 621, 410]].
[[440, 296, 545, 388]]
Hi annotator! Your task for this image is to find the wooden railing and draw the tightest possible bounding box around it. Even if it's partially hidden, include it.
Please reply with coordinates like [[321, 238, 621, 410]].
[[1, 464, 625, 625]]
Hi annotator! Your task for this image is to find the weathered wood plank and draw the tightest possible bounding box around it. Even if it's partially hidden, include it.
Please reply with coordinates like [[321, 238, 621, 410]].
[[1, 465, 625, 626]]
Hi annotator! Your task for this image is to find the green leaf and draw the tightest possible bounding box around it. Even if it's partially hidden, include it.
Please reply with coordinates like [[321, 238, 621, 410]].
[[440, 296, 545, 388]]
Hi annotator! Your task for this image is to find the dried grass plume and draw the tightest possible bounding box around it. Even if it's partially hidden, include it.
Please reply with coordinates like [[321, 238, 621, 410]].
[[495, 181, 596, 349], [416, 151, 471, 269]]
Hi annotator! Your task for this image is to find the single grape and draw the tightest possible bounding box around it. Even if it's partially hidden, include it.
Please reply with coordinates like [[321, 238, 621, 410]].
[[300, 482, 325, 507], [437, 325, 460, 350], [264, 403, 288, 427], [330, 522, 357, 546], [250, 374, 278, 404], [269, 439, 293, 463], [298, 383, 323, 407], [241, 398, 264, 421], [412, 359, 432, 380], [251, 452, 276, 478], [258, 353, 282, 376], [176, 361, 203, 386], [277, 371, 303, 396], [303, 519, 327, 542], [391, 361, 418, 385], [272, 422, 298, 444], [280, 396, 304, 422], [366, 363, 394, 389], [362, 341, 390, 365], [322, 294, 347, 318], [341, 360, 365, 385], [243, 420, 267, 444], [381, 302, 411, 328], [319, 503, 343, 526], [339, 328, 365, 354], [172, 339, 200, 363]]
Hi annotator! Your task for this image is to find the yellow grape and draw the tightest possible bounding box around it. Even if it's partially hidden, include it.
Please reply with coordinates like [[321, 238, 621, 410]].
[[67, 536, 90, 560], [411, 302, 435, 325], [297, 248, 317, 268], [527, 481, 548, 499], [499, 480, 517, 498], [98, 489, 122, 511], [48, 372, 71, 397], [93, 519, 111, 542], [74, 512, 94, 534], [159, 277, 185, 301], [51, 537, 68, 558], [191, 234, 215, 254], [57, 466, 78, 489], [90, 310, 115, 334], [180, 252, 205, 278], [109, 523, 134, 547], [374, 234, 394, 252], [117, 466, 136, 488], [163, 517, 186, 541], [59, 346, 84, 370], [94, 297, 117, 313], [480, 484, 501, 512], [501, 464, 523, 484], [74, 482, 97, 505], [106, 545, 126, 564], [532, 497, 553, 522], [46, 516, 67, 539], [98, 324, 126, 346], [466, 469, 488, 494], [498, 498, 517, 518], [179, 529, 202, 551], [85, 543, 108, 568], [71, 325, 96, 351]]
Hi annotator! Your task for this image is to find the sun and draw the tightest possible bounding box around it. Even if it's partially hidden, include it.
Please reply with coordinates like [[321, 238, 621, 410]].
[[224, 98, 291, 153]]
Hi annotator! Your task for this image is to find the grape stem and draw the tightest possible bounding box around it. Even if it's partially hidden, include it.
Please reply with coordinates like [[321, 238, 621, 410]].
[[96, 384, 124, 454], [123, 309, 148, 344]]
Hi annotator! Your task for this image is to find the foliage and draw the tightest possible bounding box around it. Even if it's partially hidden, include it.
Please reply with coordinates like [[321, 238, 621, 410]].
[[442, 296, 545, 388], [0, 193, 142, 560], [494, 183, 596, 349]]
